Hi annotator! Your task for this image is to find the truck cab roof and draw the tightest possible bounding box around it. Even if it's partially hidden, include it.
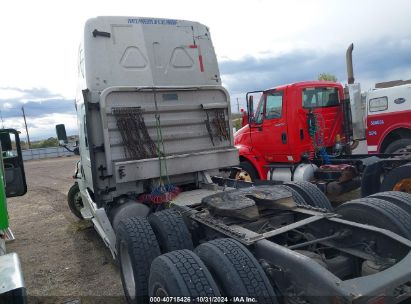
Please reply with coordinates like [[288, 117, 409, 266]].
[[264, 81, 342, 92], [80, 16, 221, 92]]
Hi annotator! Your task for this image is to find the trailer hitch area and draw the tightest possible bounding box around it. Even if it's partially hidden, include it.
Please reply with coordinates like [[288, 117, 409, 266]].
[[315, 164, 358, 182], [201, 186, 297, 221], [288, 229, 351, 250]]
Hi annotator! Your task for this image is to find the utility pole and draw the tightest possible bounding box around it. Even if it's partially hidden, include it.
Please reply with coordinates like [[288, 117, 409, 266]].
[[21, 106, 31, 149], [236, 98, 240, 113]]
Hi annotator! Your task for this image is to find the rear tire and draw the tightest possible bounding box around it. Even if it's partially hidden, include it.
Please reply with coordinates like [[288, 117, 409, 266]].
[[149, 250, 220, 299], [380, 163, 411, 193], [116, 216, 161, 303], [285, 181, 333, 211], [195, 238, 278, 303], [110, 201, 150, 232], [384, 139, 411, 154], [336, 198, 411, 239], [0, 287, 27, 304], [276, 185, 307, 207], [230, 161, 259, 182], [67, 183, 83, 219], [370, 191, 411, 214], [148, 208, 193, 253]]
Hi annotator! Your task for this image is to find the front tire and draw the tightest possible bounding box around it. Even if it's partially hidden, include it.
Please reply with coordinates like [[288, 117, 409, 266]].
[[384, 139, 411, 154], [230, 161, 259, 182], [67, 183, 83, 219]]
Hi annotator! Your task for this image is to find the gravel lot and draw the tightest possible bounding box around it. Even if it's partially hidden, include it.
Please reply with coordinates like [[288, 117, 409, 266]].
[[7, 156, 125, 304]]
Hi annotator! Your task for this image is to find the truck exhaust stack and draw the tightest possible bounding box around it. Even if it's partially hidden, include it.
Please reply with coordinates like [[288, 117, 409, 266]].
[[346, 43, 355, 84]]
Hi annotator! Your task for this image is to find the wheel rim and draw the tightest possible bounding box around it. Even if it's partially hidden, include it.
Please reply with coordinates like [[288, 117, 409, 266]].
[[155, 286, 169, 297], [120, 241, 136, 300], [73, 192, 83, 211], [392, 147, 408, 154], [233, 170, 252, 182], [393, 178, 411, 193]]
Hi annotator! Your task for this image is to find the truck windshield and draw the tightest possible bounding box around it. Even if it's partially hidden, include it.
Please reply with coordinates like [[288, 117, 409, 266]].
[[302, 87, 339, 108]]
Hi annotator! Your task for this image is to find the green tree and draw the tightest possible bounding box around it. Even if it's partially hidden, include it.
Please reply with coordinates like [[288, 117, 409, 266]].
[[318, 73, 337, 82], [31, 137, 59, 149], [232, 118, 242, 131]]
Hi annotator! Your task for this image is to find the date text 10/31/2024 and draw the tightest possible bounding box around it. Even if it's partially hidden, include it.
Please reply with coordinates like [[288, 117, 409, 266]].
[[149, 297, 258, 303]]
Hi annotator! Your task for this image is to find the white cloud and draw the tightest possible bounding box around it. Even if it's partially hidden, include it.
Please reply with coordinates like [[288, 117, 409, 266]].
[[3, 103, 13, 110], [3, 113, 77, 141], [0, 0, 410, 134], [0, 89, 24, 100]]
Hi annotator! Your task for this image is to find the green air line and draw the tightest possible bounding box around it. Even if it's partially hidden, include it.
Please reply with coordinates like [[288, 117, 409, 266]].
[[155, 114, 170, 186], [153, 90, 170, 187], [0, 157, 9, 230]]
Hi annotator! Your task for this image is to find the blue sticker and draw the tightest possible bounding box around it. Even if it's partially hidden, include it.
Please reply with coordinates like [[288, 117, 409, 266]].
[[368, 130, 377, 136], [394, 98, 406, 104], [370, 120, 384, 126], [128, 18, 177, 25]]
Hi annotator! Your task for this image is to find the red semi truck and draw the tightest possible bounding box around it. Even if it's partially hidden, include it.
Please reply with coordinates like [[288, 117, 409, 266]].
[[234, 81, 345, 180], [232, 45, 411, 196]]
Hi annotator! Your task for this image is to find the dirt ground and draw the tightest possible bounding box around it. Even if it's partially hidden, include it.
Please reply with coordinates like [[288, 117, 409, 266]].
[[7, 156, 125, 304]]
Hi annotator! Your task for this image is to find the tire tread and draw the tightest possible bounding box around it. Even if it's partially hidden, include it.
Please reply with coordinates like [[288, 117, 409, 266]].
[[116, 216, 161, 300], [285, 181, 332, 211], [336, 197, 411, 239], [150, 250, 220, 298], [195, 238, 277, 303], [149, 208, 193, 252]]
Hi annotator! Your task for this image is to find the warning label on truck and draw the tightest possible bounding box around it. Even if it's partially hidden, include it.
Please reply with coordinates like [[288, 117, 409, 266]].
[[128, 18, 178, 25]]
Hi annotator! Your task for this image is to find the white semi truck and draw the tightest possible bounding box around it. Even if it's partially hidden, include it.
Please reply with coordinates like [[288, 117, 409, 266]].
[[57, 17, 411, 304]]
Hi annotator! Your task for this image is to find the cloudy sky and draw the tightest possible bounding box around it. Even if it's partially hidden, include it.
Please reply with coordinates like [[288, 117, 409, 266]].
[[0, 0, 410, 140]]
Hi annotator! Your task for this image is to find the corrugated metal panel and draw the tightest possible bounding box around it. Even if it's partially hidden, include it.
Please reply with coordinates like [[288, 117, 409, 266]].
[[22, 147, 73, 161]]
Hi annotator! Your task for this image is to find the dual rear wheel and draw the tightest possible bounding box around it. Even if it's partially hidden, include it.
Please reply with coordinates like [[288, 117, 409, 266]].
[[336, 192, 411, 240], [148, 239, 277, 303], [116, 209, 278, 304]]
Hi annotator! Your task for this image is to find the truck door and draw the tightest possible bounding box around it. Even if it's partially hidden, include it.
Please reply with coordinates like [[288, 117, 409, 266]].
[[250, 89, 289, 162]]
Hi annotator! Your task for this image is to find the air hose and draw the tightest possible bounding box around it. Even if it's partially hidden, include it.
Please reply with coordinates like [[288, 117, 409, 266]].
[[138, 92, 180, 204]]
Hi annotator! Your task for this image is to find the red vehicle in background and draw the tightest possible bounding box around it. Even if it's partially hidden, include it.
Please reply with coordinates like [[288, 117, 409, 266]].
[[232, 80, 411, 196], [231, 44, 411, 196]]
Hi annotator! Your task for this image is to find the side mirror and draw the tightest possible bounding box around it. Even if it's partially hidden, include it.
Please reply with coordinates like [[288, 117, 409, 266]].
[[0, 129, 27, 197], [56, 124, 68, 144], [248, 95, 254, 124], [0, 132, 12, 151]]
